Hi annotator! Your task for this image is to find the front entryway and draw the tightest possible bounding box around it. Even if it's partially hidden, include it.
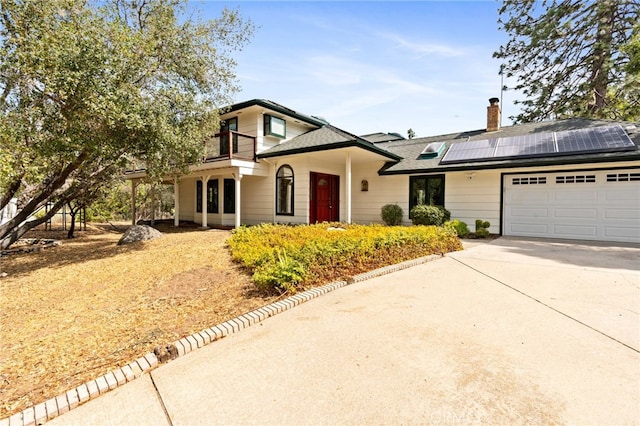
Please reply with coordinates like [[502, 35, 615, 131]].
[[310, 172, 339, 223]]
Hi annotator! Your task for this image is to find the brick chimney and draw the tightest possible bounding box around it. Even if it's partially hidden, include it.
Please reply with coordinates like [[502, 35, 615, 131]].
[[487, 97, 501, 132]]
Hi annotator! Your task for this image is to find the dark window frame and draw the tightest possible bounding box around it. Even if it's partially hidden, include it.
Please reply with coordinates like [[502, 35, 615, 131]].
[[207, 179, 219, 214], [197, 179, 219, 214], [409, 174, 445, 216], [196, 180, 203, 213], [276, 165, 294, 216], [223, 178, 235, 214], [220, 117, 238, 155], [264, 114, 286, 139]]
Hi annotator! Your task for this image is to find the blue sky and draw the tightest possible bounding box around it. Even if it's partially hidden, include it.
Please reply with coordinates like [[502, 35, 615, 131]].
[[193, 1, 521, 138]]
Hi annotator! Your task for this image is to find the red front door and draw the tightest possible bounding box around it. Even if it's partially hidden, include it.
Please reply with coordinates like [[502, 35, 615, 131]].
[[310, 172, 339, 223]]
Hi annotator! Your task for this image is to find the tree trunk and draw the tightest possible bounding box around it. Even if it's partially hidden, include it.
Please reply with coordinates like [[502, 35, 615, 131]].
[[67, 205, 78, 239], [0, 150, 89, 244], [0, 176, 23, 212], [0, 197, 66, 249], [590, 0, 616, 115]]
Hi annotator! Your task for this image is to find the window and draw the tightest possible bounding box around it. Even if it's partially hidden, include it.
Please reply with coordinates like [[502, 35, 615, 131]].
[[220, 117, 238, 155], [197, 179, 219, 213], [513, 177, 547, 185], [409, 175, 445, 214], [207, 179, 219, 213], [607, 172, 640, 182], [276, 165, 294, 215], [224, 178, 235, 214], [196, 180, 203, 213], [264, 114, 286, 138], [556, 175, 595, 184]]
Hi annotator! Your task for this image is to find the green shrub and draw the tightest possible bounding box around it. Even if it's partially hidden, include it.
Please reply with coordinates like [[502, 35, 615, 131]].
[[439, 206, 451, 222], [410, 205, 445, 226], [446, 219, 469, 238], [253, 249, 306, 294], [380, 204, 404, 226], [228, 223, 462, 293], [475, 219, 491, 238]]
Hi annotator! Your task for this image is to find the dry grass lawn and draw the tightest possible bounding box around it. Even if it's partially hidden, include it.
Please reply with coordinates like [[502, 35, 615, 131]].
[[0, 222, 280, 418]]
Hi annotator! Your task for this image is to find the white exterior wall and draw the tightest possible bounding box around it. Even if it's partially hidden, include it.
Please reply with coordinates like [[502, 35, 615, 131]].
[[351, 162, 410, 225], [240, 174, 273, 225], [178, 177, 196, 222], [445, 171, 502, 234], [224, 110, 316, 155]]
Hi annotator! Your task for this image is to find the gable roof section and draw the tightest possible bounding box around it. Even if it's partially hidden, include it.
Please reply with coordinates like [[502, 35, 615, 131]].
[[361, 132, 406, 143], [224, 99, 327, 127], [377, 118, 640, 175], [257, 125, 403, 161]]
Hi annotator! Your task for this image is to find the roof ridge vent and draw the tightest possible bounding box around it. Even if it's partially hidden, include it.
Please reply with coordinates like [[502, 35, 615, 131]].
[[420, 142, 446, 159]]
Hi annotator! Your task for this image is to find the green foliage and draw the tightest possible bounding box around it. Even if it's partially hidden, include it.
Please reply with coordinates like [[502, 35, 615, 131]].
[[446, 219, 469, 238], [494, 0, 639, 122], [228, 223, 463, 294], [253, 249, 306, 294], [617, 22, 640, 120], [475, 219, 491, 238], [410, 205, 445, 226], [380, 204, 404, 226], [0, 0, 255, 248], [440, 207, 451, 222]]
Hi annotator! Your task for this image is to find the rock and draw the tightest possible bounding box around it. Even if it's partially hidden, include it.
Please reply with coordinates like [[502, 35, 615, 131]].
[[117, 225, 162, 245], [153, 344, 179, 363]]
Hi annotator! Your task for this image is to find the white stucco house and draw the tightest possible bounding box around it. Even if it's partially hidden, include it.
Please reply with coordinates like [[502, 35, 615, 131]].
[[125, 98, 640, 243]]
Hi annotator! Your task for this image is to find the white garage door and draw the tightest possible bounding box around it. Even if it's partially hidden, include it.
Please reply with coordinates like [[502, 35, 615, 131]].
[[503, 169, 640, 243]]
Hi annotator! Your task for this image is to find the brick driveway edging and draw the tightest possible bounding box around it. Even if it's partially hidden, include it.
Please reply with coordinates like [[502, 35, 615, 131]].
[[2, 254, 442, 426]]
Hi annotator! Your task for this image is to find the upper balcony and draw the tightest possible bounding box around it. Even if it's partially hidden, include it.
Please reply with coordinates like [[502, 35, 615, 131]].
[[204, 131, 257, 162], [125, 130, 258, 177]]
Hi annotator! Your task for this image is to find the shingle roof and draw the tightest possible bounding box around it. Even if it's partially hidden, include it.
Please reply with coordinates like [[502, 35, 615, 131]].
[[360, 132, 406, 143], [224, 99, 328, 127], [377, 118, 640, 175], [257, 125, 402, 161]]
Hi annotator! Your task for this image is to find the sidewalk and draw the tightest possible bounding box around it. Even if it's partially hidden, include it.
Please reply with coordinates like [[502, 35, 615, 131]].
[[29, 238, 640, 424]]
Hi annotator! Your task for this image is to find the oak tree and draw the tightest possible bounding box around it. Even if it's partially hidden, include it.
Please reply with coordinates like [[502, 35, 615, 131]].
[[0, 0, 254, 248]]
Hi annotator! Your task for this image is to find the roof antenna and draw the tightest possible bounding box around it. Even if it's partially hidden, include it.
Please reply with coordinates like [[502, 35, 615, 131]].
[[499, 64, 505, 127]]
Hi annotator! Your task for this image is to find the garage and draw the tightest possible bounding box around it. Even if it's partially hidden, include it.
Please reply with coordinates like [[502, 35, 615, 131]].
[[503, 169, 640, 243]]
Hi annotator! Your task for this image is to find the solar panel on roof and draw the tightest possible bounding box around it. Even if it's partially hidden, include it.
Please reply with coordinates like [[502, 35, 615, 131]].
[[439, 125, 635, 164], [556, 126, 634, 153], [439, 138, 498, 163], [493, 133, 555, 157]]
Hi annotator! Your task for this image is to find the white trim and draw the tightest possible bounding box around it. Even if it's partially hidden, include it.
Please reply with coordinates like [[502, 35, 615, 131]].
[[201, 175, 210, 228], [346, 152, 352, 224], [173, 178, 180, 227]]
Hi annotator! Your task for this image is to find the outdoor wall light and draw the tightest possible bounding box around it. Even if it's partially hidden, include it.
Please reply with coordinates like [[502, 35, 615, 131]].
[[361, 179, 369, 191]]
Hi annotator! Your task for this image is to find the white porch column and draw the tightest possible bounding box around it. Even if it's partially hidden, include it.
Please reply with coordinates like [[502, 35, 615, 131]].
[[173, 177, 180, 227], [346, 152, 352, 224], [131, 179, 137, 225], [234, 173, 243, 229], [201, 175, 210, 228], [150, 185, 156, 226]]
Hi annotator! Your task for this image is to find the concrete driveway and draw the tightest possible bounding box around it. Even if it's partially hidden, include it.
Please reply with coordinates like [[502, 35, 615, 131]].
[[48, 237, 640, 425]]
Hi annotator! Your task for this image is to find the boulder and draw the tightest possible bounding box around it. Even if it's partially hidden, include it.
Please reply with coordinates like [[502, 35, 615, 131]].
[[117, 225, 163, 245]]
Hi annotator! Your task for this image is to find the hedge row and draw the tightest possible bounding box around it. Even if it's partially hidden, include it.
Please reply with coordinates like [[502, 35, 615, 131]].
[[228, 223, 462, 294]]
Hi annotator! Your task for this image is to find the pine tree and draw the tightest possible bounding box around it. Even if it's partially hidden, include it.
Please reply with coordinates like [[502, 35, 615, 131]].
[[494, 0, 640, 123]]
